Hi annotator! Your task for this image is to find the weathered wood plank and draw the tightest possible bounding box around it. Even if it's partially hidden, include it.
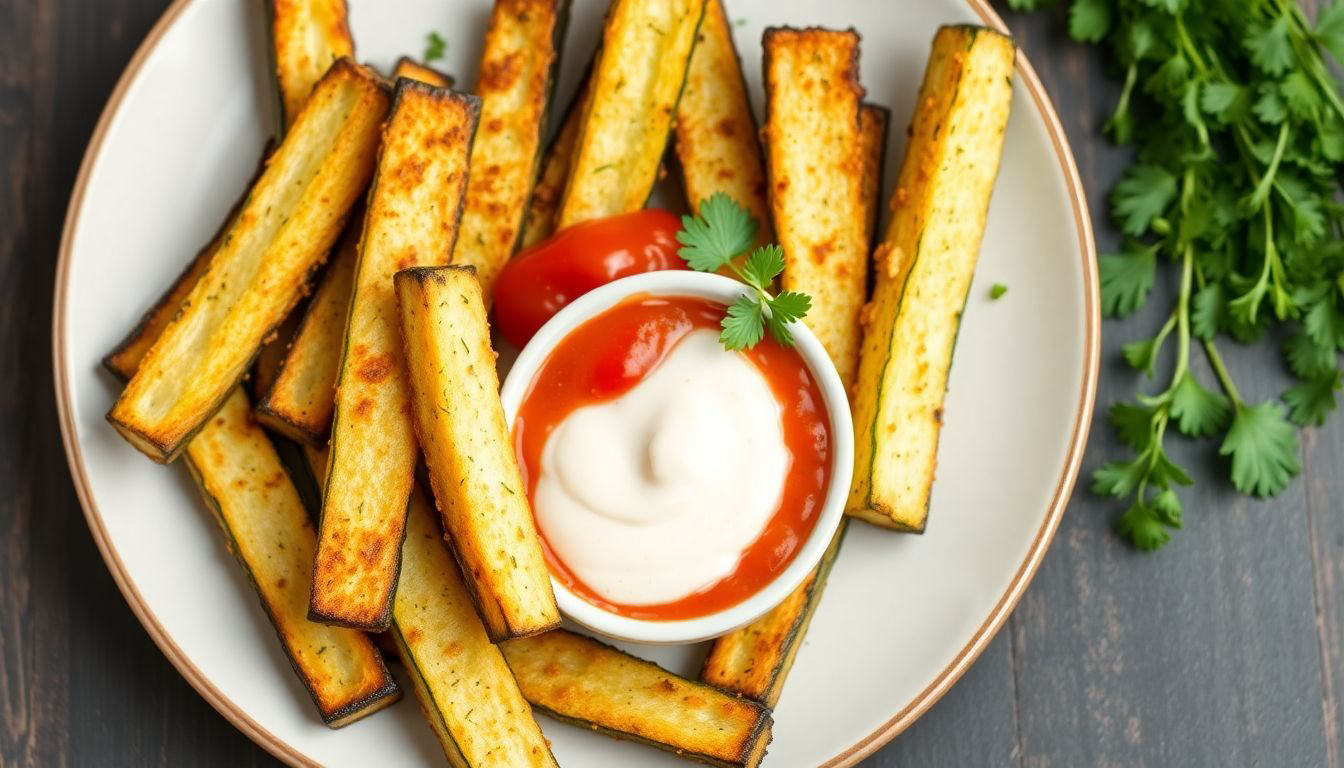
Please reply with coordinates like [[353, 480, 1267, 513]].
[[1306, 423, 1344, 768]]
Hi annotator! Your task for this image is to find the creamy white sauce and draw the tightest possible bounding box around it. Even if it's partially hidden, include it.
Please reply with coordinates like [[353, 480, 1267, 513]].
[[534, 329, 789, 605]]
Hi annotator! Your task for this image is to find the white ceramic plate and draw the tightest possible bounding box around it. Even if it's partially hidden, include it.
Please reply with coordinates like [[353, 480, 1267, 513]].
[[53, 1, 1098, 765]]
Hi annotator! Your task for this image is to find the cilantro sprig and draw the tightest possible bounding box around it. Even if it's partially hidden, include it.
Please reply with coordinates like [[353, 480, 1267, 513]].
[[1010, 0, 1344, 549], [424, 31, 447, 63], [676, 194, 812, 350]]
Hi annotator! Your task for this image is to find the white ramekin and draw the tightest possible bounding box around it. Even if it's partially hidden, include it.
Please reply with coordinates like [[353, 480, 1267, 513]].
[[499, 271, 854, 645]]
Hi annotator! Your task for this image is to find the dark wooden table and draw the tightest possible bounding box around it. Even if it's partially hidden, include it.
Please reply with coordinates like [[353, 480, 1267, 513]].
[[3, 1, 1341, 765]]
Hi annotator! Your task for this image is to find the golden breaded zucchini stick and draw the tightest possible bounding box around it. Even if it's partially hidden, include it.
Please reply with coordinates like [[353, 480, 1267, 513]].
[[520, 72, 589, 247], [255, 211, 360, 446], [555, 0, 706, 228], [268, 0, 355, 128], [395, 266, 560, 640], [107, 60, 389, 463], [503, 630, 773, 768], [255, 60, 454, 446], [187, 391, 400, 726], [849, 25, 1014, 532], [311, 82, 480, 629], [764, 27, 868, 386], [452, 0, 568, 298], [699, 102, 889, 706], [109, 300, 397, 731], [392, 487, 557, 766], [674, 0, 770, 242]]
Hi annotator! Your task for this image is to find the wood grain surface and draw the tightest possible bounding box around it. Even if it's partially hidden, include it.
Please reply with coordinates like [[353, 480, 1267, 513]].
[[2, 1, 1341, 766]]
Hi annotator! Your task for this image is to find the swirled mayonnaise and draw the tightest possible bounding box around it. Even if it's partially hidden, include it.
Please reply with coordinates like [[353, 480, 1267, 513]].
[[534, 329, 789, 605]]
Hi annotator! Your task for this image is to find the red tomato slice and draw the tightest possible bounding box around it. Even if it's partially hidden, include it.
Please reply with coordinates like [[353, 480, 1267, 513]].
[[491, 209, 687, 348]]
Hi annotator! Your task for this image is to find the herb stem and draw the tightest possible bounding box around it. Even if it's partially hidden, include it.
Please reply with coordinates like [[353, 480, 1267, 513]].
[[1250, 123, 1291, 211], [1203, 338, 1244, 407], [1175, 15, 1208, 75], [1175, 244, 1194, 380]]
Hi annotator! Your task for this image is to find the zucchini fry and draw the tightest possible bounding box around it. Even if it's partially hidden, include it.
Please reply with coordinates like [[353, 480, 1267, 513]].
[[503, 630, 773, 768], [392, 488, 557, 767], [269, 0, 355, 128], [107, 60, 389, 463], [393, 56, 454, 88], [674, 0, 770, 241], [452, 0, 568, 298], [187, 391, 400, 726], [848, 25, 1014, 532], [109, 288, 397, 730], [763, 27, 867, 387], [699, 103, 888, 706], [395, 266, 559, 640], [255, 59, 454, 446], [520, 72, 589, 247], [555, 0, 706, 228], [255, 212, 360, 446], [312, 82, 480, 629]]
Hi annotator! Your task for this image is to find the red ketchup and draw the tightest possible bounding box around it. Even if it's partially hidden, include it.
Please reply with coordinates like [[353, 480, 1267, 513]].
[[492, 209, 686, 349]]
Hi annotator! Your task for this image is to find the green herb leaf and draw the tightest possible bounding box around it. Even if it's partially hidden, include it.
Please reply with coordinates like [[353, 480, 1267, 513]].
[[1109, 401, 1156, 452], [1116, 502, 1172, 551], [1068, 0, 1112, 43], [1220, 401, 1301, 497], [1191, 283, 1226, 340], [1245, 17, 1294, 76], [1303, 299, 1344, 350], [719, 296, 764, 351], [742, 245, 786, 291], [1151, 488, 1184, 528], [677, 193, 758, 272], [1201, 81, 1246, 122], [1112, 165, 1177, 236], [989, 283, 1008, 300], [1099, 246, 1156, 317], [1253, 83, 1289, 124], [1284, 371, 1342, 426], [1093, 457, 1148, 499], [1285, 331, 1337, 379], [425, 31, 447, 63], [769, 291, 811, 324], [1169, 372, 1231, 438], [764, 291, 811, 347], [1316, 0, 1344, 64]]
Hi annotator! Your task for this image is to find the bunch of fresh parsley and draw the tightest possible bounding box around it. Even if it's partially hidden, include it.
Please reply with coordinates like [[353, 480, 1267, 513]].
[[1007, 0, 1344, 548], [676, 194, 813, 350]]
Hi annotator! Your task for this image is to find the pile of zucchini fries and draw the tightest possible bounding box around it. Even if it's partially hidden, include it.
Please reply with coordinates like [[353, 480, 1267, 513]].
[[101, 0, 1017, 763]]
